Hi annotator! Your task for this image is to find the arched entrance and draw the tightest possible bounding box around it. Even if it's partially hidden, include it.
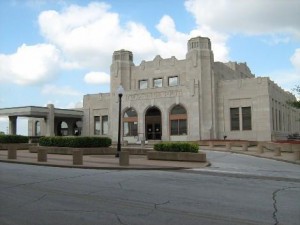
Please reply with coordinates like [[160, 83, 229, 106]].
[[57, 121, 68, 136], [145, 107, 161, 140]]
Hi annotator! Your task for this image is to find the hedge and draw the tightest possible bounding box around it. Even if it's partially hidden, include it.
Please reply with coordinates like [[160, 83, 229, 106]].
[[154, 142, 199, 153], [39, 136, 112, 148], [0, 135, 29, 143]]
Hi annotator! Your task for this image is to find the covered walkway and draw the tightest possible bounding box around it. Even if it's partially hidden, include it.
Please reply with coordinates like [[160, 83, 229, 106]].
[[0, 104, 83, 136]]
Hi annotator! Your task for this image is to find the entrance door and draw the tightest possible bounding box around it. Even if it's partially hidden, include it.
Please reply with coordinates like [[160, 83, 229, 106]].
[[145, 107, 161, 140]]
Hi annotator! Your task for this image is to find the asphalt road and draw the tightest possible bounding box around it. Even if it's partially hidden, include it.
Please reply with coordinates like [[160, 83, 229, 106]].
[[1, 152, 300, 225]]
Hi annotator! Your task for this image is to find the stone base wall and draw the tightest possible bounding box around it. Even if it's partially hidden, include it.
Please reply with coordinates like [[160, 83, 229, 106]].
[[29, 146, 149, 155], [147, 151, 206, 162]]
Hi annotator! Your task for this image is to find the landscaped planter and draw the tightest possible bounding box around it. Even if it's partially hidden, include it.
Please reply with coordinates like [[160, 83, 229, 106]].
[[147, 151, 206, 162]]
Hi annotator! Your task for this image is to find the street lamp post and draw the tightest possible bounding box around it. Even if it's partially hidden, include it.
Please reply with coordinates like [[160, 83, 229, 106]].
[[116, 85, 124, 158]]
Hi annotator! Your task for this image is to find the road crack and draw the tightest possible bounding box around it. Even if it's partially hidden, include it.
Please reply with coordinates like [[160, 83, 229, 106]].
[[272, 186, 300, 225], [154, 200, 170, 209]]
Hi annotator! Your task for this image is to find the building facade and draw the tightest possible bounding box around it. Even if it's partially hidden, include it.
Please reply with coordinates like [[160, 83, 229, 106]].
[[17, 36, 299, 141], [80, 36, 300, 142]]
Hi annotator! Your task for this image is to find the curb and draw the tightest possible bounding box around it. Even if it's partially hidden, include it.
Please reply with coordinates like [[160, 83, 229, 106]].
[[0, 159, 211, 171]]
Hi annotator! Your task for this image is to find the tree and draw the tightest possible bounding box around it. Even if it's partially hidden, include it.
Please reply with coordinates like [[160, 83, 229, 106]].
[[288, 85, 300, 109]]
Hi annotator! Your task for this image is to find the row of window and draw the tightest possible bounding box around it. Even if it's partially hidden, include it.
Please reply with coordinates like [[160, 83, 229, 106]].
[[94, 106, 252, 136], [139, 76, 178, 90], [230, 107, 252, 131]]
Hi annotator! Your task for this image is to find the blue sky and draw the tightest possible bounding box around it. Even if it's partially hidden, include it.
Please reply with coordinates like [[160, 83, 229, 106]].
[[0, 0, 299, 134]]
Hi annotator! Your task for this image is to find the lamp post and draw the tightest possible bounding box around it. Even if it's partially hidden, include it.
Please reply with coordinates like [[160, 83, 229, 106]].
[[116, 85, 124, 158]]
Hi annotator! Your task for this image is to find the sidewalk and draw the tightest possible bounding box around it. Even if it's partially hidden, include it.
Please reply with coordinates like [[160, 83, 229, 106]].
[[201, 145, 300, 165], [0, 149, 210, 170], [0, 145, 299, 170]]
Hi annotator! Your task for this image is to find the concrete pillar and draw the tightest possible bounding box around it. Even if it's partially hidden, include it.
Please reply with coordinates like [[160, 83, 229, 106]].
[[293, 150, 300, 161], [257, 143, 264, 154], [8, 116, 17, 135], [225, 142, 231, 150], [38, 149, 47, 162], [209, 141, 214, 148], [119, 151, 129, 166], [46, 104, 55, 136], [123, 140, 128, 146], [274, 147, 281, 156], [73, 149, 83, 165], [141, 140, 145, 148], [8, 145, 17, 159], [242, 143, 248, 151]]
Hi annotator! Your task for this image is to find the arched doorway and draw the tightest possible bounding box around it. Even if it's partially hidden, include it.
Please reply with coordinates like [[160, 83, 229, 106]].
[[145, 107, 161, 140], [57, 121, 68, 136]]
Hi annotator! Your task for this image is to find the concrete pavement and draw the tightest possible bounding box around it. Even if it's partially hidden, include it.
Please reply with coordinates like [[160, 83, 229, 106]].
[[0, 144, 299, 169]]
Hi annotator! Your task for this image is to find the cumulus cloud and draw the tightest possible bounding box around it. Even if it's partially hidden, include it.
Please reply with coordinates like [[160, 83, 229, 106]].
[[0, 44, 60, 85], [290, 48, 300, 71], [37, 2, 195, 69], [41, 84, 82, 96], [84, 71, 110, 85], [185, 0, 300, 38]]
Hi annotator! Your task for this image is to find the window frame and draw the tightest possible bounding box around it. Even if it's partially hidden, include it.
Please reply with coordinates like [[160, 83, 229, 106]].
[[94, 116, 100, 135], [123, 108, 138, 137], [139, 79, 148, 90], [153, 78, 163, 88], [242, 107, 252, 130], [230, 108, 240, 131], [101, 115, 108, 135], [169, 105, 187, 136], [168, 76, 179, 87]]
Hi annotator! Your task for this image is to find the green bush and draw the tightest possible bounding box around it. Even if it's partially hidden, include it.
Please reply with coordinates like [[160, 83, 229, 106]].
[[154, 142, 199, 153], [39, 136, 112, 148], [0, 135, 29, 143]]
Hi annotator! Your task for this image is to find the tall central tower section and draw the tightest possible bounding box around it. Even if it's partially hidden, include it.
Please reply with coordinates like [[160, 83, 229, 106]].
[[186, 36, 217, 140], [109, 49, 134, 142]]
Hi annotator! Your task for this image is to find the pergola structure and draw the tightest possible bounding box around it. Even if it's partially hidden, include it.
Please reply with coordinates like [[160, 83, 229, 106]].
[[0, 104, 83, 136]]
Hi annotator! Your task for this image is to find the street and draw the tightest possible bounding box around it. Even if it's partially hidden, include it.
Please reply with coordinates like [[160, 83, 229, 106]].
[[0, 151, 300, 225]]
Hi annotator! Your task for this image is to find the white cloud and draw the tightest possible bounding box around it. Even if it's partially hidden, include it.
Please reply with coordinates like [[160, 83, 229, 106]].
[[0, 44, 60, 85], [185, 0, 300, 38], [41, 84, 82, 96], [37, 2, 196, 69], [290, 48, 300, 71], [264, 49, 300, 92], [84, 71, 110, 85]]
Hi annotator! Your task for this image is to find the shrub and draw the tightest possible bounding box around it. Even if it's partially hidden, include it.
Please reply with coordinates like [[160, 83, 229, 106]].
[[154, 142, 199, 153], [39, 136, 112, 148], [0, 135, 29, 143]]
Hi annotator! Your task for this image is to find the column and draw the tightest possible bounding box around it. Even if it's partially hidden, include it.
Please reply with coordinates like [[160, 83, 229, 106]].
[[46, 104, 55, 136], [8, 116, 17, 135]]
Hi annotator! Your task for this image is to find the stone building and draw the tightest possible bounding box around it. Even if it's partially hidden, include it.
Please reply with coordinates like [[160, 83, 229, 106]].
[[82, 36, 300, 142], [1, 36, 299, 142]]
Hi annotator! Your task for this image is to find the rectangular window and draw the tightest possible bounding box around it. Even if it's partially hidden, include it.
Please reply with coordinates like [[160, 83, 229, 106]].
[[242, 107, 252, 130], [230, 108, 240, 131], [170, 120, 187, 135], [123, 122, 138, 137], [139, 80, 148, 89], [153, 78, 163, 88], [101, 115, 108, 135], [170, 120, 179, 135], [168, 76, 178, 86], [94, 116, 100, 135]]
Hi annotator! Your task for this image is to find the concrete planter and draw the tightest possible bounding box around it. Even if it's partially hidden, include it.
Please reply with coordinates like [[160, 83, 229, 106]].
[[147, 151, 206, 162], [0, 143, 30, 150], [29, 146, 149, 155]]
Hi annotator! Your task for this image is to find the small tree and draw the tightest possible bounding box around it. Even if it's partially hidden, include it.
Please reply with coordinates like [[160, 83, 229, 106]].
[[288, 85, 300, 109]]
